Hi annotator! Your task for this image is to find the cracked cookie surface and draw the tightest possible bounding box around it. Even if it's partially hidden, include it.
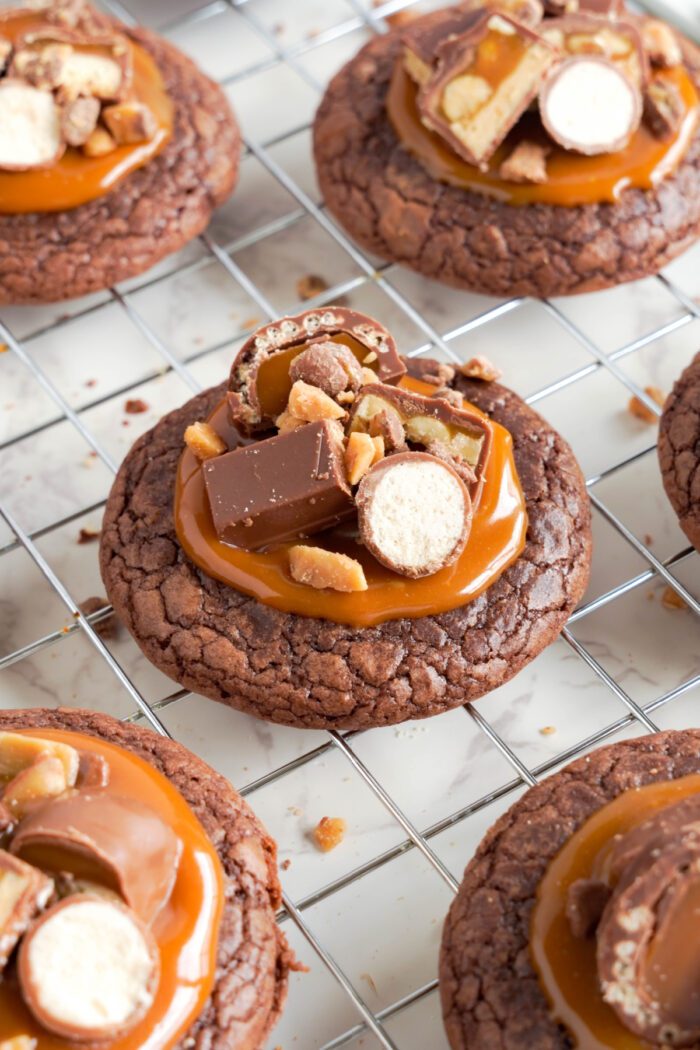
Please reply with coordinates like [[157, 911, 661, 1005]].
[[313, 10, 700, 299], [439, 729, 700, 1050], [659, 351, 700, 553], [100, 357, 591, 730], [0, 706, 292, 1050], [0, 26, 240, 304]]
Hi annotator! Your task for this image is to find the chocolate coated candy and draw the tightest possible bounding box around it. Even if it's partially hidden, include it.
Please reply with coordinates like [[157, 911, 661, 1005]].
[[417, 14, 558, 168], [539, 56, 642, 155], [228, 308, 405, 435], [11, 792, 182, 925], [203, 420, 354, 550], [356, 452, 472, 578], [19, 896, 159, 1042], [349, 383, 492, 503], [585, 794, 700, 1045]]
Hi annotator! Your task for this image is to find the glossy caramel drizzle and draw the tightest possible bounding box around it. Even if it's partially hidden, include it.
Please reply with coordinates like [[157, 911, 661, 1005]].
[[387, 60, 700, 206], [0, 728, 224, 1050], [174, 375, 528, 628], [531, 774, 700, 1050], [0, 13, 173, 214]]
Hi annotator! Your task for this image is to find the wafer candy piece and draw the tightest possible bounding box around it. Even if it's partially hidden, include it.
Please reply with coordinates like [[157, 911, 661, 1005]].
[[349, 383, 492, 504], [357, 452, 472, 578], [540, 56, 642, 155]]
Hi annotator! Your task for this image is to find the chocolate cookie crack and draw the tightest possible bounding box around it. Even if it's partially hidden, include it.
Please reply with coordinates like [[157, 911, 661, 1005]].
[[0, 23, 239, 304], [659, 351, 700, 552], [313, 11, 700, 298], [0, 707, 292, 1050], [100, 357, 590, 729]]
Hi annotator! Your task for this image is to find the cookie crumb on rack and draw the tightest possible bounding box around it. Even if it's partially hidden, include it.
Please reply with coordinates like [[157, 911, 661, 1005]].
[[313, 816, 346, 852], [627, 386, 665, 424], [79, 597, 119, 640], [296, 273, 329, 301], [124, 398, 149, 415], [77, 527, 100, 544], [539, 725, 557, 736], [661, 585, 687, 610]]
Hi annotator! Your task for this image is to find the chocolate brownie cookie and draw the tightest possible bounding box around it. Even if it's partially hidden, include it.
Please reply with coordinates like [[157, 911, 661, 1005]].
[[0, 706, 293, 1049], [0, 19, 239, 304], [659, 352, 700, 553], [440, 729, 700, 1050], [99, 355, 591, 730], [313, 6, 700, 299]]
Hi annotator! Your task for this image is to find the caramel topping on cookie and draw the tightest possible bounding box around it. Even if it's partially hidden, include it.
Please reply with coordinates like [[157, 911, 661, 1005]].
[[532, 773, 700, 1049], [389, 3, 699, 206], [0, 727, 224, 1050], [175, 312, 527, 626], [0, 3, 173, 213]]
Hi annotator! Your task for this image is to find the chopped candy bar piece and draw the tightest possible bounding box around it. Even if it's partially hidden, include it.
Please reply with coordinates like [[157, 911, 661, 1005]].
[[417, 14, 559, 168], [356, 452, 472, 578], [203, 421, 354, 550]]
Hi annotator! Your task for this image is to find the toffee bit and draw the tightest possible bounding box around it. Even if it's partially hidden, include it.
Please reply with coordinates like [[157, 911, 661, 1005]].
[[661, 586, 687, 611], [627, 386, 665, 424], [313, 816, 347, 852]]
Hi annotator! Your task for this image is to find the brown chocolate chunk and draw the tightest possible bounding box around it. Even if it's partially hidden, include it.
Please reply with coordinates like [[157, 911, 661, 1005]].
[[539, 56, 642, 156], [349, 382, 492, 504], [228, 308, 406, 436], [417, 14, 558, 168], [368, 404, 406, 452], [288, 340, 363, 398], [12, 791, 183, 925], [0, 850, 53, 971], [357, 451, 472, 578], [432, 386, 464, 409], [18, 896, 159, 1042], [203, 420, 354, 550], [644, 77, 684, 139], [425, 439, 477, 486], [60, 94, 99, 146], [565, 876, 611, 938]]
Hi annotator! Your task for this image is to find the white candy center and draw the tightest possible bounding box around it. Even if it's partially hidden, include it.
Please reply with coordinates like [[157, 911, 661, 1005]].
[[545, 59, 637, 152], [0, 82, 61, 168], [28, 900, 155, 1032], [367, 459, 466, 573]]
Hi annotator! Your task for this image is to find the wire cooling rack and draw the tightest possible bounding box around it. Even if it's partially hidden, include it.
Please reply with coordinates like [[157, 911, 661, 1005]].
[[1, 1, 700, 1047]]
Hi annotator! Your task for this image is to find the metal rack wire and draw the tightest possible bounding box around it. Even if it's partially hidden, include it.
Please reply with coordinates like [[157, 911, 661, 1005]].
[[1, 1, 699, 1047]]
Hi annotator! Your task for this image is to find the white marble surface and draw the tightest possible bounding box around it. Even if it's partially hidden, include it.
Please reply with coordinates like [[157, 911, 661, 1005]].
[[1, 1, 700, 1048]]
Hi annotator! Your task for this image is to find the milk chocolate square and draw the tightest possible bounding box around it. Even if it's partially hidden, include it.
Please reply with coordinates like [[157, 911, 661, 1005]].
[[203, 421, 354, 551]]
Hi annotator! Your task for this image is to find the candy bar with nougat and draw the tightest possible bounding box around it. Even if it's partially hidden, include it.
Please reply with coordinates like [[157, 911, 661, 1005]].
[[539, 14, 647, 87], [401, 1, 544, 85], [348, 383, 492, 504], [416, 13, 559, 168]]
